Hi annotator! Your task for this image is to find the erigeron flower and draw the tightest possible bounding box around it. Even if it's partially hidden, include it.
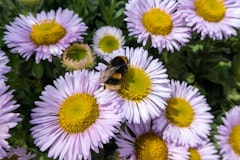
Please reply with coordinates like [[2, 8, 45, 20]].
[[92, 26, 125, 58], [62, 43, 95, 70], [215, 106, 240, 160], [31, 70, 122, 160], [0, 80, 21, 159], [178, 0, 240, 40], [125, 0, 191, 52], [4, 8, 87, 63], [99, 47, 171, 124], [153, 80, 214, 147]]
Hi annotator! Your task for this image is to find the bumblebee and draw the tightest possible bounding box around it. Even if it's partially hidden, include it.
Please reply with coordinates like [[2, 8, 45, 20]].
[[100, 56, 128, 91]]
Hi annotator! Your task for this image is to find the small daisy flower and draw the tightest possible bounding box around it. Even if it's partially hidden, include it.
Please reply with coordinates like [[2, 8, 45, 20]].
[[0, 50, 11, 81], [116, 120, 189, 160], [215, 106, 240, 160], [125, 0, 191, 52], [30, 70, 123, 160], [153, 80, 214, 147], [62, 43, 95, 70], [4, 146, 36, 160], [0, 80, 21, 159], [178, 0, 240, 40], [4, 8, 87, 63], [99, 47, 171, 124], [92, 26, 125, 58], [187, 140, 220, 160]]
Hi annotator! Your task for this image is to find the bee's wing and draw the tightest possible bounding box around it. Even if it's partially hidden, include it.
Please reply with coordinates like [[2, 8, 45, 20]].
[[100, 66, 122, 82]]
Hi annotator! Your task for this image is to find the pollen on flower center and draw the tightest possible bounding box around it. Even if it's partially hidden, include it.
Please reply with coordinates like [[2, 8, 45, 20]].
[[135, 132, 168, 160], [118, 67, 151, 103], [189, 148, 201, 160], [99, 35, 119, 53], [228, 124, 240, 156], [165, 98, 194, 127], [194, 0, 226, 22], [142, 8, 173, 36], [58, 93, 99, 133], [30, 19, 66, 45]]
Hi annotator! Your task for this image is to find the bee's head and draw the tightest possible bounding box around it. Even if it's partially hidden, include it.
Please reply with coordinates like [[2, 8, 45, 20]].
[[110, 56, 128, 66]]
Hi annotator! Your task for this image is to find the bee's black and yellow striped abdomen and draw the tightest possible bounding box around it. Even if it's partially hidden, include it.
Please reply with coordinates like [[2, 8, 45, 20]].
[[101, 56, 128, 91]]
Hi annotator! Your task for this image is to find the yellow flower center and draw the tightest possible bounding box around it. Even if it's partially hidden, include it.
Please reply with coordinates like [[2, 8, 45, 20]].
[[135, 133, 168, 160], [165, 98, 194, 127], [228, 124, 240, 156], [194, 0, 226, 22], [99, 35, 119, 53], [142, 8, 173, 36], [189, 148, 201, 160], [118, 67, 151, 103], [58, 93, 99, 133], [30, 19, 66, 45]]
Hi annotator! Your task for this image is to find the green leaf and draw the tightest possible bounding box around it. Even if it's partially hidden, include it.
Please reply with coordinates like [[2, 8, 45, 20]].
[[202, 61, 231, 84], [31, 63, 43, 79], [232, 53, 240, 80], [182, 72, 195, 84]]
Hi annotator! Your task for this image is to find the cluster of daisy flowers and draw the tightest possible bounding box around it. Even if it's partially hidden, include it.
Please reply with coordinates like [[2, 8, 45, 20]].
[[1, 0, 240, 159]]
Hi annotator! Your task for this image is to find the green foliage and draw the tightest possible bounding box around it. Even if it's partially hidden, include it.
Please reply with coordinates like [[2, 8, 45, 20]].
[[1, 0, 240, 159]]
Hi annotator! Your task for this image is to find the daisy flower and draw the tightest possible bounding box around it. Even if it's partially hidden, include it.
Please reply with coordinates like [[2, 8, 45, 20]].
[[4, 146, 36, 160], [115, 120, 189, 160], [4, 8, 87, 63], [178, 0, 240, 40], [0, 50, 11, 81], [187, 140, 220, 160], [215, 106, 240, 160], [92, 26, 125, 58], [153, 80, 214, 147], [62, 43, 95, 70], [0, 80, 21, 159], [98, 47, 171, 124], [30, 70, 123, 160], [125, 0, 191, 52]]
